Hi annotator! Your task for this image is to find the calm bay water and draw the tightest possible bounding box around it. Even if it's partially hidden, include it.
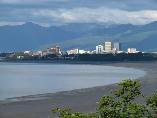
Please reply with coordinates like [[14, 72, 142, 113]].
[[0, 63, 145, 100]]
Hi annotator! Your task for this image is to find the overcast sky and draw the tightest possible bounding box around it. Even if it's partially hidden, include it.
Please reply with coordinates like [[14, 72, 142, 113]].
[[1, 0, 157, 26]]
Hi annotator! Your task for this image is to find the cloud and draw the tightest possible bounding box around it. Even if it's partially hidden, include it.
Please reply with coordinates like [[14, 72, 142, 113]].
[[1, 3, 157, 26], [1, 0, 157, 11], [0, 0, 70, 4], [30, 7, 157, 26], [0, 21, 24, 26]]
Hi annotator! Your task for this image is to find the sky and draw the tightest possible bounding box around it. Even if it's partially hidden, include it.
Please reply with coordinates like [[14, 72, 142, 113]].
[[1, 0, 157, 26]]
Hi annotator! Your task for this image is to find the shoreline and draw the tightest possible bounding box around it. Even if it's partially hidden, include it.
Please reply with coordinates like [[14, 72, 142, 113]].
[[0, 62, 157, 118], [0, 62, 146, 102]]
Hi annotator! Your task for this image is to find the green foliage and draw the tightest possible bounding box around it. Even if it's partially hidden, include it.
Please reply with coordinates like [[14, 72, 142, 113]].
[[114, 80, 141, 103], [97, 80, 152, 118], [52, 108, 96, 118], [52, 79, 157, 118], [147, 93, 157, 113]]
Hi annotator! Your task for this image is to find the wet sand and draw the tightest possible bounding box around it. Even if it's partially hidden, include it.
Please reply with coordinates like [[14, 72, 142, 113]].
[[0, 62, 157, 118]]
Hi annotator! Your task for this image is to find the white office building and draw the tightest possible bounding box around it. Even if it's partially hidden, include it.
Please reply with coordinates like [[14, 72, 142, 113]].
[[67, 49, 79, 55], [79, 50, 90, 54], [128, 48, 139, 53], [96, 45, 104, 54]]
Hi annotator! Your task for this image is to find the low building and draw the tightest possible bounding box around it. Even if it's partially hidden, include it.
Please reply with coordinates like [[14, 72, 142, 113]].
[[42, 46, 61, 56], [79, 50, 86, 54], [47, 46, 61, 55], [67, 49, 79, 55], [91, 50, 96, 54], [17, 56, 24, 59], [79, 50, 90, 54], [33, 51, 42, 56], [117, 51, 125, 54], [128, 48, 139, 53], [42, 50, 48, 56], [24, 51, 31, 54]]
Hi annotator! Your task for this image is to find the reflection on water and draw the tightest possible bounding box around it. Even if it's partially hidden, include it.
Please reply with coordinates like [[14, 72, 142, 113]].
[[0, 63, 145, 100]]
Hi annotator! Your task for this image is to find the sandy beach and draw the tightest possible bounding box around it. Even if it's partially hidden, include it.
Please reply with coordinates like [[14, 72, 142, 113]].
[[0, 62, 157, 118]]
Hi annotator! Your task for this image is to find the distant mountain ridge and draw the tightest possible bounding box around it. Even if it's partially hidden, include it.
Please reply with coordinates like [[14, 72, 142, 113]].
[[0, 22, 157, 52]]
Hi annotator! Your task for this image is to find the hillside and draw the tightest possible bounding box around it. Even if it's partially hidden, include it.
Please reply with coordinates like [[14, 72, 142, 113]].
[[0, 22, 157, 52]]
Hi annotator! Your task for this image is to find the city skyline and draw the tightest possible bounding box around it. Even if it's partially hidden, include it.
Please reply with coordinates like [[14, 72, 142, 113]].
[[21, 41, 140, 57]]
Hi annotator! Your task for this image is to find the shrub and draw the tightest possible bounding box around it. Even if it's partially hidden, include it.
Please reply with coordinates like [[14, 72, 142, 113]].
[[53, 80, 157, 118]]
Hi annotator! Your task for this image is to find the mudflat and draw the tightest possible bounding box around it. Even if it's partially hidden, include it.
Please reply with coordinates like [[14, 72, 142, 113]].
[[0, 62, 157, 118]]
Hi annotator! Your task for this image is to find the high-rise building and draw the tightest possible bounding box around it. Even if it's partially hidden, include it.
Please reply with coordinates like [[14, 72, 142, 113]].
[[55, 46, 60, 54], [114, 42, 121, 51], [96, 45, 104, 54], [104, 42, 113, 52]]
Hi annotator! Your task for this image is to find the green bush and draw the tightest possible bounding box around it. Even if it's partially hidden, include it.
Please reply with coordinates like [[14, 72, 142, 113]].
[[52, 80, 157, 118]]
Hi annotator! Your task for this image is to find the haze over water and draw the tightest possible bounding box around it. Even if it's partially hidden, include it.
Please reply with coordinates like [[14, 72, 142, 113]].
[[0, 63, 145, 100]]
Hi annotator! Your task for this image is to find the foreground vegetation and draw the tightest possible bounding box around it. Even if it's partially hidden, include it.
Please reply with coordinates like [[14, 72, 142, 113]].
[[52, 80, 157, 118]]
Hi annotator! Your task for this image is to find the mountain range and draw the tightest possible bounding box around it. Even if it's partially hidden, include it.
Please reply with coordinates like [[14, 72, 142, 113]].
[[0, 22, 157, 52]]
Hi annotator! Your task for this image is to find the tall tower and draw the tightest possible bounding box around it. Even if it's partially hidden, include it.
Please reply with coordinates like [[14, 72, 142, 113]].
[[104, 42, 113, 52], [96, 45, 104, 54], [113, 42, 121, 51]]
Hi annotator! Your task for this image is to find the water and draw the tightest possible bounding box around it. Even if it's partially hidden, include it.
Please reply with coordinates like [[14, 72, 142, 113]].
[[0, 63, 145, 100]]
